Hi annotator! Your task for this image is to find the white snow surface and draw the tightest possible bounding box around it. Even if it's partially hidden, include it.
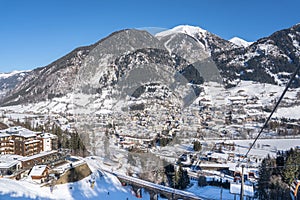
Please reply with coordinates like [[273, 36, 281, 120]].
[[0, 157, 149, 200], [186, 181, 236, 200], [229, 37, 253, 47], [0, 70, 30, 79], [155, 25, 207, 38], [274, 105, 300, 119]]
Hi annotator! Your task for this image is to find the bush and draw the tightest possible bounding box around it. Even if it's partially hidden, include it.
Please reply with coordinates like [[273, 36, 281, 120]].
[[198, 175, 207, 187], [193, 141, 202, 151]]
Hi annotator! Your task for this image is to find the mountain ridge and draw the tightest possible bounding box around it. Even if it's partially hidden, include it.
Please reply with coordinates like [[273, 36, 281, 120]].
[[1, 23, 300, 106]]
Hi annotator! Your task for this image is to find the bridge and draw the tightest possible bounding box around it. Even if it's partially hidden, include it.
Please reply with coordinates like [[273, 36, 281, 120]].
[[105, 170, 207, 200]]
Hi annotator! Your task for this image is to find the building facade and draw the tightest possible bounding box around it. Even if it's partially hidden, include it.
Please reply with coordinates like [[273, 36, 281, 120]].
[[0, 126, 58, 156]]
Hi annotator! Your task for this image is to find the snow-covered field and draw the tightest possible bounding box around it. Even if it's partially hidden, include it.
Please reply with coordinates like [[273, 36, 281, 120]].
[[206, 138, 300, 157], [274, 105, 300, 119], [1, 81, 299, 117], [0, 156, 254, 200], [187, 181, 236, 200]]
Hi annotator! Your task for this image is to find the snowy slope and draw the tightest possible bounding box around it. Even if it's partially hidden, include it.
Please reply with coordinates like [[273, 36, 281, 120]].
[[155, 25, 209, 54], [0, 70, 31, 99], [0, 70, 28, 79], [1, 80, 299, 120], [215, 24, 300, 87], [0, 157, 150, 200], [229, 37, 253, 47]]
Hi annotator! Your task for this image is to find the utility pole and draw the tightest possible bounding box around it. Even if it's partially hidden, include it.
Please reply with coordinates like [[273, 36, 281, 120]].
[[220, 173, 224, 200], [240, 164, 245, 200], [172, 163, 176, 200], [220, 183, 223, 200]]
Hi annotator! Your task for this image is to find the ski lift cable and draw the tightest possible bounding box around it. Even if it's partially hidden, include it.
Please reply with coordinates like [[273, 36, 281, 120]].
[[245, 63, 300, 158]]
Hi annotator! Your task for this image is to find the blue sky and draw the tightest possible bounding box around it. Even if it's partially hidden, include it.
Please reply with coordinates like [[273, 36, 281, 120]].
[[1, 0, 300, 73]]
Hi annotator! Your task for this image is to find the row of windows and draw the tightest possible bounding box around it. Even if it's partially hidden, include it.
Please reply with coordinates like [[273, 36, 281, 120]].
[[0, 137, 10, 141], [0, 143, 13, 146]]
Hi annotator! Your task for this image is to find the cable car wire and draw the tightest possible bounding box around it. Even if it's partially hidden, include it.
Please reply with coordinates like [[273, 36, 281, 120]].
[[245, 63, 300, 158]]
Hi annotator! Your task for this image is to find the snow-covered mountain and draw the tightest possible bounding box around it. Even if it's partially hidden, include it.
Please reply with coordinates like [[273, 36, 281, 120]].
[[156, 25, 208, 40], [0, 46, 93, 106], [229, 37, 253, 47], [214, 23, 300, 87], [156, 25, 237, 57], [0, 70, 31, 100], [1, 28, 205, 106], [1, 24, 300, 106], [155, 25, 237, 84]]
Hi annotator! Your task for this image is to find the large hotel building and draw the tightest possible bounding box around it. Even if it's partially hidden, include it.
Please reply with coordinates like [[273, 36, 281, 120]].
[[0, 126, 58, 156]]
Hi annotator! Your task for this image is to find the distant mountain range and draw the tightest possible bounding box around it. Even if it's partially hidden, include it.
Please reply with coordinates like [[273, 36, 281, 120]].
[[1, 23, 299, 106], [0, 70, 30, 100]]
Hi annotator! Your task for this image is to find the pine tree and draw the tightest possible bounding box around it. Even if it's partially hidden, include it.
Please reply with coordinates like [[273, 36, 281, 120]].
[[164, 164, 175, 188], [258, 149, 300, 200], [258, 155, 273, 199], [175, 165, 190, 190], [283, 149, 300, 185]]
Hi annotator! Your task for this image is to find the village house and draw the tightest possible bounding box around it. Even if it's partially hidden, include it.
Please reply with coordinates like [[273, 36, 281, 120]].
[[208, 152, 229, 163], [40, 133, 58, 152], [19, 150, 61, 170], [0, 150, 61, 179], [0, 154, 23, 177], [28, 165, 49, 183]]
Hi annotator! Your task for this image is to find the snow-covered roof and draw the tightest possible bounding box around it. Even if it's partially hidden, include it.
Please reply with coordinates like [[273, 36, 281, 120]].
[[0, 154, 23, 169], [29, 165, 47, 177], [0, 132, 10, 138], [24, 139, 40, 145], [1, 126, 37, 138], [227, 96, 247, 101], [199, 163, 229, 168], [230, 182, 254, 197], [40, 132, 57, 139], [19, 150, 57, 162], [210, 152, 229, 160]]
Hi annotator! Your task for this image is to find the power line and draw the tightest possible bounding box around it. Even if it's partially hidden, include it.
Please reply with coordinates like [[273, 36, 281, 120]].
[[245, 63, 300, 158], [261, 164, 300, 169]]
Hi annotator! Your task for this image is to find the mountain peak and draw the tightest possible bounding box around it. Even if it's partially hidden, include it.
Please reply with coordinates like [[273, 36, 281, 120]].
[[229, 37, 253, 47], [172, 25, 207, 34], [155, 25, 207, 38]]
